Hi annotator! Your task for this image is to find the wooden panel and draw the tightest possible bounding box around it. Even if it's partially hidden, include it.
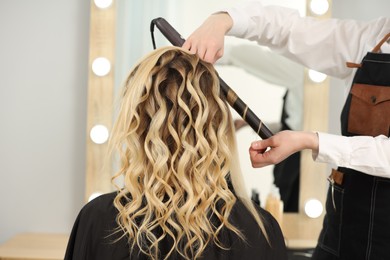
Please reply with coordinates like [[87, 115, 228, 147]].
[[282, 213, 323, 249], [285, 0, 333, 247], [0, 233, 68, 260], [300, 75, 329, 210], [85, 0, 116, 201]]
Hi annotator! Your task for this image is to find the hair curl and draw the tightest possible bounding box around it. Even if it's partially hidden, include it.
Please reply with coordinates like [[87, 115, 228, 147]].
[[109, 46, 268, 259]]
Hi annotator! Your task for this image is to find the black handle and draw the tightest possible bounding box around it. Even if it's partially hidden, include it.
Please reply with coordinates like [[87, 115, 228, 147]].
[[151, 17, 273, 139]]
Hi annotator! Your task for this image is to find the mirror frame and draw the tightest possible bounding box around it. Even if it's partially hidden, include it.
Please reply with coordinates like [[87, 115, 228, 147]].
[[84, 0, 331, 248], [84, 0, 116, 201]]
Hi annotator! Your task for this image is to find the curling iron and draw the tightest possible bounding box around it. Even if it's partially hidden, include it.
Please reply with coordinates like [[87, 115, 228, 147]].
[[150, 17, 273, 139]]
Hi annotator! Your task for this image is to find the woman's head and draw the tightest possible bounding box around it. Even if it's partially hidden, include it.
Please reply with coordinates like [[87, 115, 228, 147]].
[[110, 46, 266, 259], [114, 45, 235, 178]]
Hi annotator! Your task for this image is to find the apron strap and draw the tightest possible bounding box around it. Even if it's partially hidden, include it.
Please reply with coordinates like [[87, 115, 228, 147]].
[[372, 32, 390, 53], [346, 32, 390, 68]]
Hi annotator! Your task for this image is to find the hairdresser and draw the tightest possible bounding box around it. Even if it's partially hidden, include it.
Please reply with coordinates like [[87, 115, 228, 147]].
[[183, 1, 390, 259]]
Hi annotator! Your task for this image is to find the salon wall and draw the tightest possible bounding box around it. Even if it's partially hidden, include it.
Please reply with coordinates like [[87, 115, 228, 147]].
[[0, 0, 90, 243]]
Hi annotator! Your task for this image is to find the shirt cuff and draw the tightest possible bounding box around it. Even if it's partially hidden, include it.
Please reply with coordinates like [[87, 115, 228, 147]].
[[315, 132, 351, 166]]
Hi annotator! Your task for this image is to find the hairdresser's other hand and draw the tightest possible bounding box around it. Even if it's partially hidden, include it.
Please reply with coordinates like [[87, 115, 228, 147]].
[[249, 131, 319, 168], [182, 12, 233, 64]]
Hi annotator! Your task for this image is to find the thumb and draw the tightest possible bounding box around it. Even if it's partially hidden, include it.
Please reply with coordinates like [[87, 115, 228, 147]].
[[251, 139, 272, 151]]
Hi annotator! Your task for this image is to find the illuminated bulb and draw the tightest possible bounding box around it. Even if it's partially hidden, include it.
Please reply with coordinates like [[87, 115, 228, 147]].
[[308, 69, 327, 83], [310, 0, 329, 16], [90, 124, 109, 144], [304, 199, 323, 218], [88, 192, 103, 202], [94, 0, 113, 9], [92, 57, 111, 76]]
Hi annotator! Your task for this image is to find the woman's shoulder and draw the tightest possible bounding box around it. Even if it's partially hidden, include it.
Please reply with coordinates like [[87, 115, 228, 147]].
[[82, 192, 117, 212], [65, 192, 130, 259], [199, 198, 288, 259], [228, 198, 288, 259], [76, 191, 119, 226], [232, 198, 279, 226]]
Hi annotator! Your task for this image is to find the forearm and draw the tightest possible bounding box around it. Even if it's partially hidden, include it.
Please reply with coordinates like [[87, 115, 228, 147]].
[[209, 12, 233, 34]]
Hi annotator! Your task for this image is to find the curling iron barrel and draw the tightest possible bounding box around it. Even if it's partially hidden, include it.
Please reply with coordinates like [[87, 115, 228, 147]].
[[151, 17, 273, 139]]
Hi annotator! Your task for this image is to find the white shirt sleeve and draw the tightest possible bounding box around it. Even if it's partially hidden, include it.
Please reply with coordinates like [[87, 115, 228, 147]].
[[225, 1, 390, 80], [315, 133, 390, 178], [223, 1, 390, 178]]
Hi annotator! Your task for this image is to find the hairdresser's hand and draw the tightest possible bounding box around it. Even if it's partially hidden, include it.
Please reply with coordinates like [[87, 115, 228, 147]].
[[249, 131, 319, 168], [182, 12, 233, 64]]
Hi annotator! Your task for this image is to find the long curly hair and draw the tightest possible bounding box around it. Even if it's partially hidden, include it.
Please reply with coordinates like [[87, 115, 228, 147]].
[[109, 46, 268, 259]]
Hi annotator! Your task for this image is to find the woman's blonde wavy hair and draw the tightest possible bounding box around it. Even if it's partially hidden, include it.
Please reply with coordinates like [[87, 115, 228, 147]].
[[109, 46, 269, 259]]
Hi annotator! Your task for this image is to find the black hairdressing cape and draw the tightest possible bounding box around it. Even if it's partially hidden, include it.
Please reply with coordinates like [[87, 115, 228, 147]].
[[64, 192, 287, 260]]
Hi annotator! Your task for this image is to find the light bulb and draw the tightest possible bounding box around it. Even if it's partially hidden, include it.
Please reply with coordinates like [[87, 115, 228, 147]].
[[88, 192, 103, 202], [310, 0, 329, 16], [92, 57, 111, 77], [94, 0, 113, 9], [304, 199, 323, 218], [90, 124, 109, 144], [308, 69, 327, 83]]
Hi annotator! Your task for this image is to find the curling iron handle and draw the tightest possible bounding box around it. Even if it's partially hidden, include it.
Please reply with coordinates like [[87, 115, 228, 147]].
[[152, 18, 185, 46]]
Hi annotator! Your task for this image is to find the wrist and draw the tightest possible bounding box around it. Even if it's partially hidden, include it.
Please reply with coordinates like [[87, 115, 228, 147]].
[[211, 12, 233, 33], [307, 131, 319, 153], [296, 131, 319, 151]]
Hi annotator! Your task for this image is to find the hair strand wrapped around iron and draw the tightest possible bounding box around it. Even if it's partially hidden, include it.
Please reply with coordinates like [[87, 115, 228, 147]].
[[150, 17, 273, 139]]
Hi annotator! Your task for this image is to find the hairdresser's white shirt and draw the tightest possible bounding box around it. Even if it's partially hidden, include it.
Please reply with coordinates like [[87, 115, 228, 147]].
[[224, 1, 390, 178]]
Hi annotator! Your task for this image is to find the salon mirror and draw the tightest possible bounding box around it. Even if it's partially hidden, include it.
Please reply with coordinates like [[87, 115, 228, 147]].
[[85, 0, 330, 248]]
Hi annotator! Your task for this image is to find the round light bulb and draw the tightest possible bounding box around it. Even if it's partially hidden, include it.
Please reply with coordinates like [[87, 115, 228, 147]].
[[304, 199, 324, 218], [94, 0, 113, 9], [308, 69, 327, 83], [88, 192, 103, 202], [92, 57, 111, 77], [90, 124, 109, 144], [310, 0, 329, 16]]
